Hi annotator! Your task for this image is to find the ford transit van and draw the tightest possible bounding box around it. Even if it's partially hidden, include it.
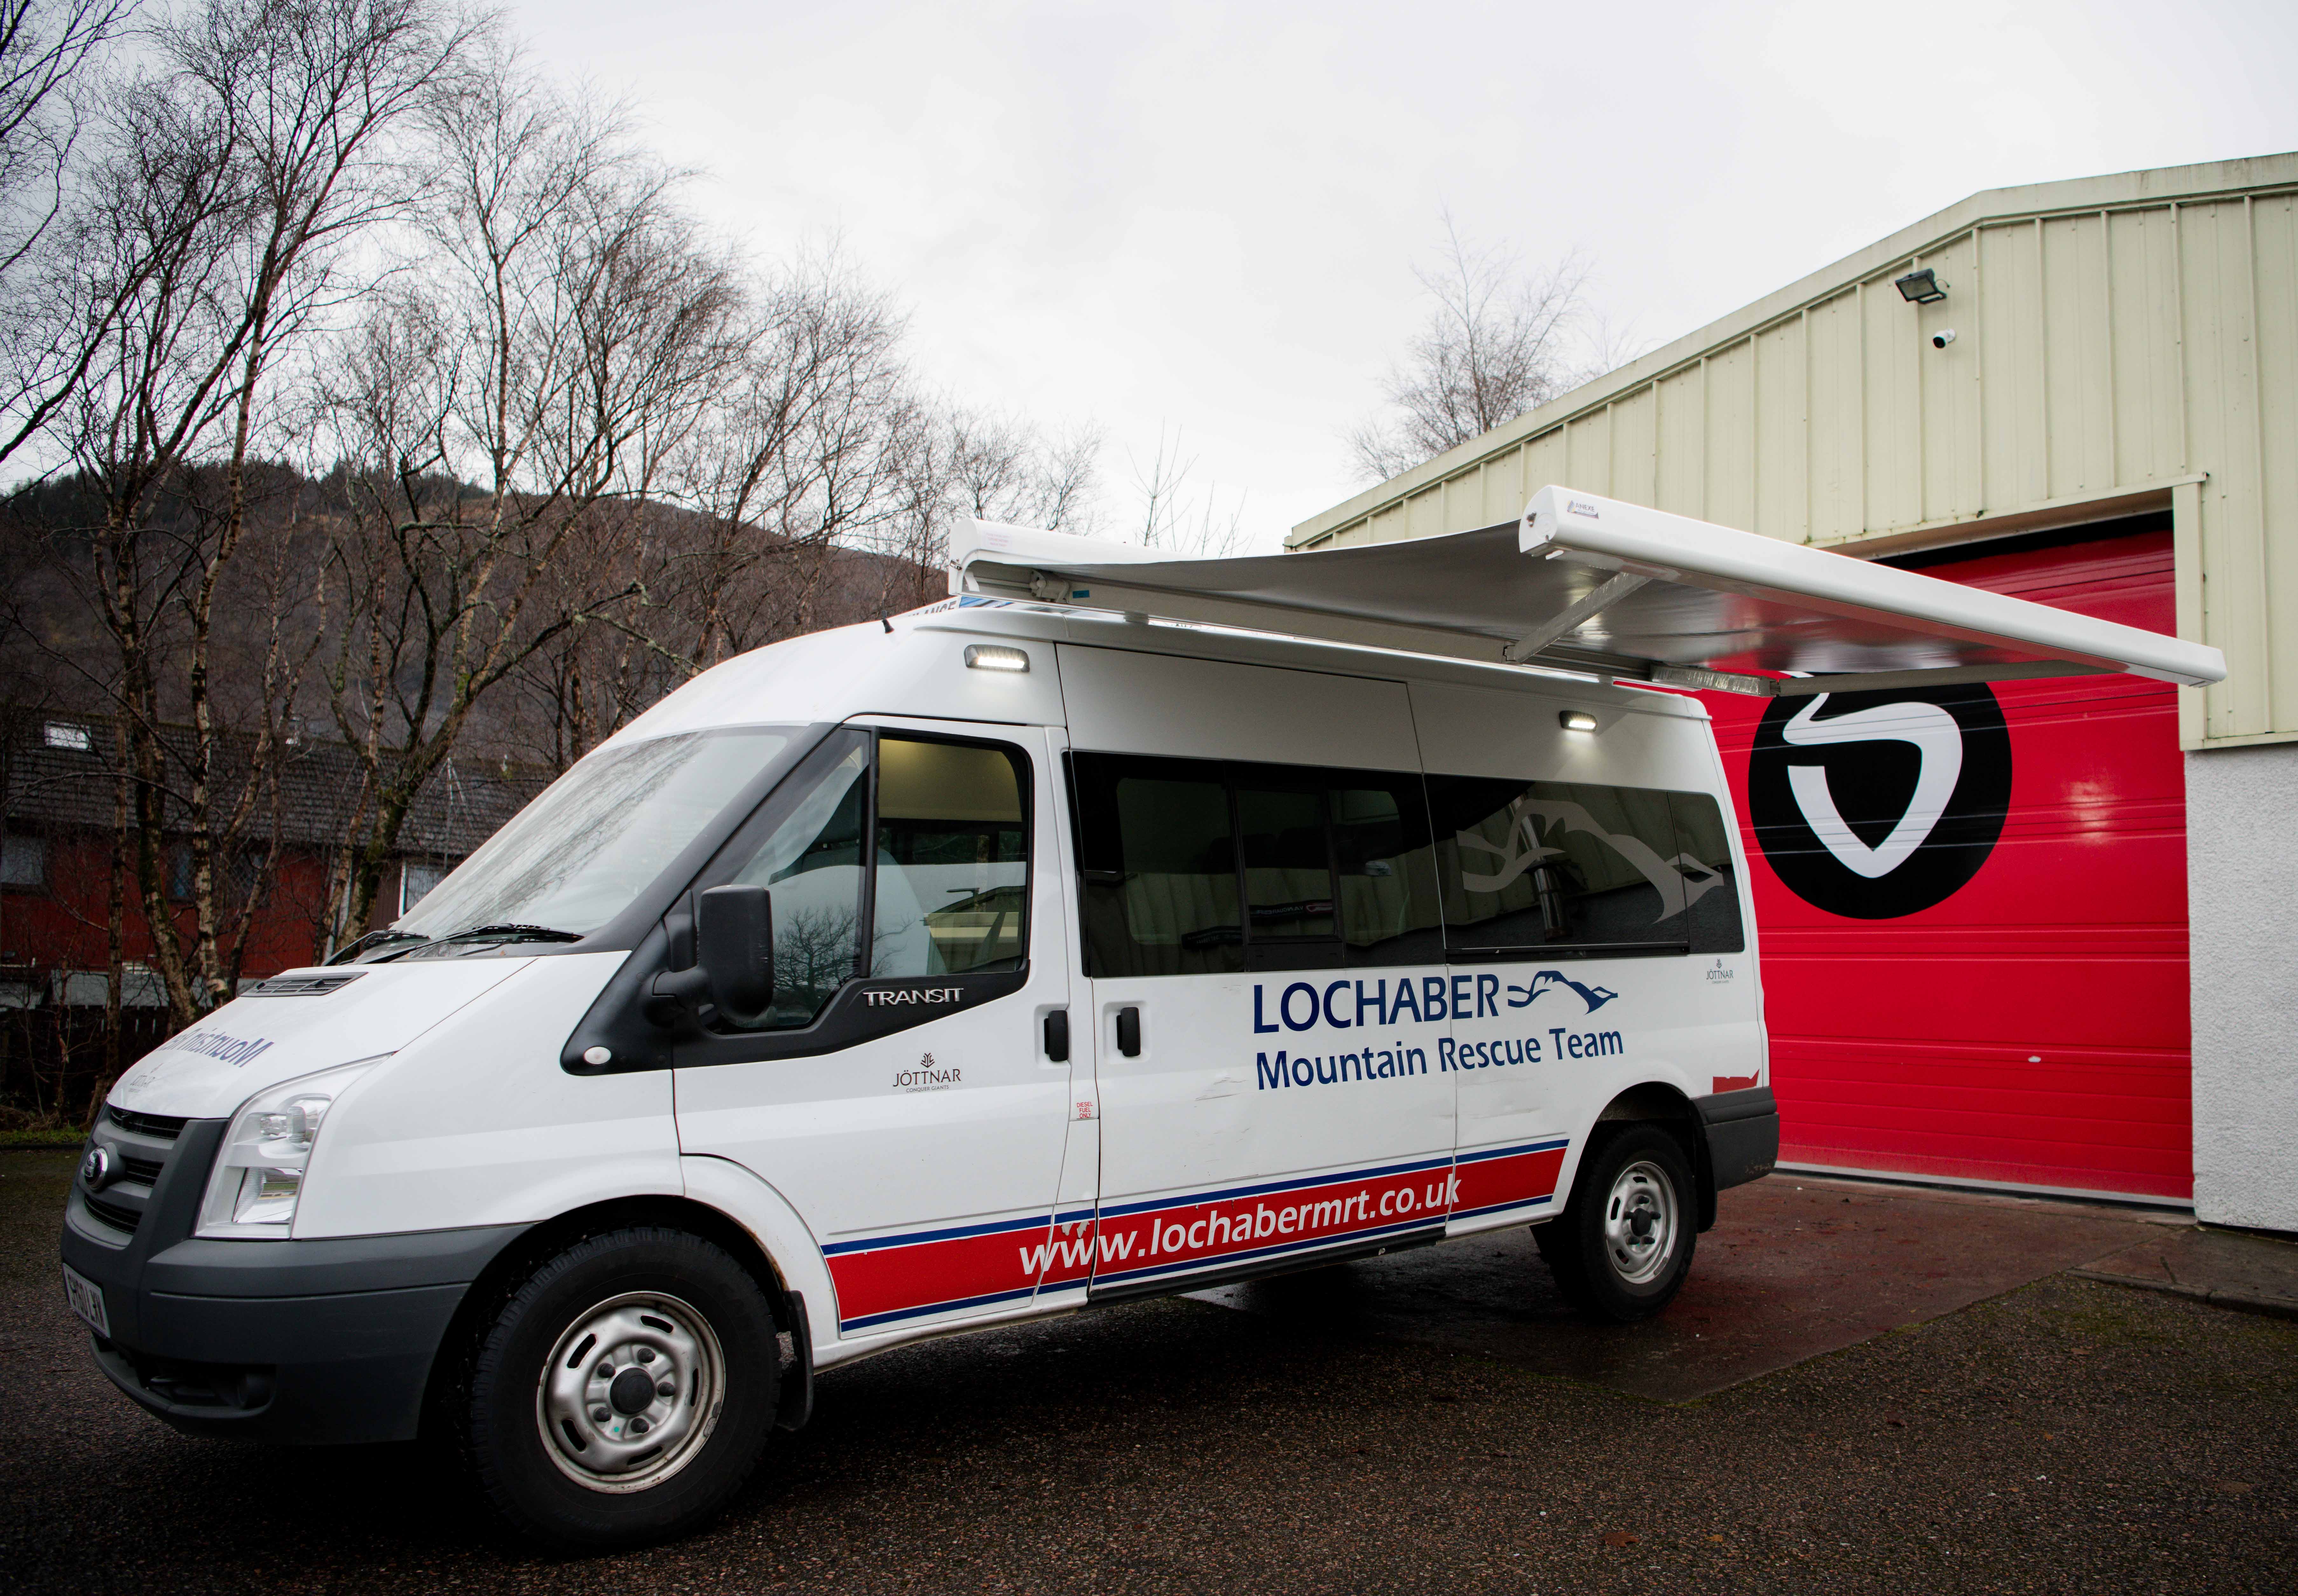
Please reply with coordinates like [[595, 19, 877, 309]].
[[59, 488, 2224, 1548]]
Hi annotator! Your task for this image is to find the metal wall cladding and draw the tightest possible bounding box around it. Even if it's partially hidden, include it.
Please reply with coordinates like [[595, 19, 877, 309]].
[[1293, 155, 2298, 751], [1704, 529, 2189, 1200]]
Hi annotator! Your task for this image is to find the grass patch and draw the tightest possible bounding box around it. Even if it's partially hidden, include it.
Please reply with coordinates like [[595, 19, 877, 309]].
[[0, 1129, 86, 1149]]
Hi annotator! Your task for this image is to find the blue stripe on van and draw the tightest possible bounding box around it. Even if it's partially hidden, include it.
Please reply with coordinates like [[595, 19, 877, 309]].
[[1094, 1153, 1457, 1220], [1456, 1136, 1571, 1165], [821, 1210, 1053, 1257], [838, 1282, 1040, 1331]]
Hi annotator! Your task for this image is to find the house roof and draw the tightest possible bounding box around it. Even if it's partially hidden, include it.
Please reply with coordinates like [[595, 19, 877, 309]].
[[2, 711, 539, 860]]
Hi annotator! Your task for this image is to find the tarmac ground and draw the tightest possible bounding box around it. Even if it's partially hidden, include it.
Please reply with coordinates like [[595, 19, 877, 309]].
[[3, 1146, 2294, 1595]]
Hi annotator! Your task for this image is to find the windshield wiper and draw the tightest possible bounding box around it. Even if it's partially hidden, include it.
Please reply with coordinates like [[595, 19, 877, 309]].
[[436, 923, 587, 945], [328, 928, 430, 965]]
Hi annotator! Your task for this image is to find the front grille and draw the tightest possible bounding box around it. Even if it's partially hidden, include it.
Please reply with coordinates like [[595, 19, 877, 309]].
[[83, 1191, 142, 1233], [106, 1105, 185, 1141], [118, 1154, 165, 1188]]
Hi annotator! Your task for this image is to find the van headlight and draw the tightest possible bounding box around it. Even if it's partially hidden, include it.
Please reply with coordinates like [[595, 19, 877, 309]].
[[198, 1058, 382, 1238]]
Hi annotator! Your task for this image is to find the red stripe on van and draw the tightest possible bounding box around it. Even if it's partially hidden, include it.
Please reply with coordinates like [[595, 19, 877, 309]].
[[1091, 1163, 1462, 1284], [1450, 1143, 1568, 1220], [828, 1224, 1050, 1329]]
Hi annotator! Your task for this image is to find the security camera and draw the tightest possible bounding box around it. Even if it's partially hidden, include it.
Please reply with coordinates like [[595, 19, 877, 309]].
[[1931, 328, 1957, 349]]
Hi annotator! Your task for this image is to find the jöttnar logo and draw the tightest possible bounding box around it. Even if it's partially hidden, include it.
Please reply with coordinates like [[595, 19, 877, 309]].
[[1748, 685, 2012, 919], [891, 1053, 961, 1091]]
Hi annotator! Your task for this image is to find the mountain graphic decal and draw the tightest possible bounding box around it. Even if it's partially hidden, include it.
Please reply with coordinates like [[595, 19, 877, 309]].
[[1505, 970, 1619, 1013]]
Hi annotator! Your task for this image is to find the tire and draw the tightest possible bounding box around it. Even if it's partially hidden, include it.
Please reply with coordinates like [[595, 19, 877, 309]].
[[1535, 1125, 1696, 1323], [458, 1226, 780, 1550]]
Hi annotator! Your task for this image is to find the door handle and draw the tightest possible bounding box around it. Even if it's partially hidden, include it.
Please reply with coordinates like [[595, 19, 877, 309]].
[[1115, 1006, 1141, 1058], [1043, 1009, 1069, 1063]]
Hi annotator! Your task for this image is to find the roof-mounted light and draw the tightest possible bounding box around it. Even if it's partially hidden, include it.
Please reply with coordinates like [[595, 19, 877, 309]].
[[964, 644, 1030, 673]]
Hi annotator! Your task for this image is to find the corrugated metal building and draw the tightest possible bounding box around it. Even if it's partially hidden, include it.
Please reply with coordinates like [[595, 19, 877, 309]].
[[1292, 154, 2298, 1232]]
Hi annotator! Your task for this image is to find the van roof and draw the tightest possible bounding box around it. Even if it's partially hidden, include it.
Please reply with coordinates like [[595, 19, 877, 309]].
[[604, 589, 1703, 754], [908, 596, 1708, 714]]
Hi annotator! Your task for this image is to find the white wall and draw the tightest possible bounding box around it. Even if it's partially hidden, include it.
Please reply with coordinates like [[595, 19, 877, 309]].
[[2188, 743, 2298, 1233]]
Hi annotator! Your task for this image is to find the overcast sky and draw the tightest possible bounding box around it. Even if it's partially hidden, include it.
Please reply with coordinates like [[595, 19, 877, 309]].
[[513, 0, 2298, 551]]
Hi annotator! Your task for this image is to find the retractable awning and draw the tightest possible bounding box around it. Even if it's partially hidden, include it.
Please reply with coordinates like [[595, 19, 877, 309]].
[[951, 486, 2224, 694]]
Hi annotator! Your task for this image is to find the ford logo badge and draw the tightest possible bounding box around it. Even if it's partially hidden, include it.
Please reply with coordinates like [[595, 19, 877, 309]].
[[80, 1146, 112, 1189]]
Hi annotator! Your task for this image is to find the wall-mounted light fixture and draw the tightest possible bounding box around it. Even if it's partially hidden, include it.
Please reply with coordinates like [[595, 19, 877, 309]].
[[1894, 268, 1946, 305], [1558, 710, 1598, 732]]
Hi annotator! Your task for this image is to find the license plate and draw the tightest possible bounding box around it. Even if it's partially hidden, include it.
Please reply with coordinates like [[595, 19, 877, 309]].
[[62, 1262, 110, 1338]]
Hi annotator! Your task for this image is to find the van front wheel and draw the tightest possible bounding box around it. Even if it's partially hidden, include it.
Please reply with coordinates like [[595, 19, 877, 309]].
[[459, 1226, 780, 1550], [1536, 1126, 1696, 1323]]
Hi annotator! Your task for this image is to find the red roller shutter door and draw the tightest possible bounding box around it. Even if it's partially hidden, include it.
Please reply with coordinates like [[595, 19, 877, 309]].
[[1703, 527, 2190, 1201]]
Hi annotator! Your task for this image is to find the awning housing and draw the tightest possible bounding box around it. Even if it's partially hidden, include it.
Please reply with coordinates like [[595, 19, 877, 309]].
[[952, 486, 2225, 694]]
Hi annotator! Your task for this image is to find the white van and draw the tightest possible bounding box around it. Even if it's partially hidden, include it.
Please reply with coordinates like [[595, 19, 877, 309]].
[[59, 489, 2222, 1548]]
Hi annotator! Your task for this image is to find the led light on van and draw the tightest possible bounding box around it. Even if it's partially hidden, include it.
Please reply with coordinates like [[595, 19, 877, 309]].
[[964, 645, 1030, 673], [197, 1057, 383, 1238], [1559, 710, 1599, 732]]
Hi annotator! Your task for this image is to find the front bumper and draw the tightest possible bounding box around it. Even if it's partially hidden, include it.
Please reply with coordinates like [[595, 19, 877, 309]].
[[62, 1115, 526, 1445]]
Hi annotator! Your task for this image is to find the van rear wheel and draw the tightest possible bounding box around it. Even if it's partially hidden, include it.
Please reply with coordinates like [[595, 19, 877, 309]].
[[459, 1226, 779, 1550], [1536, 1126, 1696, 1323]]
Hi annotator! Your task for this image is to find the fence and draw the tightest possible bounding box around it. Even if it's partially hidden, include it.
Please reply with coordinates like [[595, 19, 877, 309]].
[[0, 1003, 175, 1129]]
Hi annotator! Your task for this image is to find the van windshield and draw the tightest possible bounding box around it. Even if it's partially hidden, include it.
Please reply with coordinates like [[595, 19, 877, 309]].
[[384, 727, 797, 947]]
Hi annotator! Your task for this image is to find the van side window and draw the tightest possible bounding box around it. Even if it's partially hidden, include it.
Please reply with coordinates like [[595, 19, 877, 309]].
[[1070, 754, 1442, 977], [870, 737, 1030, 978], [1425, 776, 1742, 957], [1331, 776, 1446, 967], [1667, 791, 1745, 954], [727, 740, 869, 1027], [717, 731, 1035, 1030], [1237, 783, 1337, 962], [1076, 761, 1244, 976]]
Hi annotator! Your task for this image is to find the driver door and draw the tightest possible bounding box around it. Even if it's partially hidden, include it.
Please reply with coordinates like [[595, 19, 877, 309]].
[[672, 719, 1075, 1338]]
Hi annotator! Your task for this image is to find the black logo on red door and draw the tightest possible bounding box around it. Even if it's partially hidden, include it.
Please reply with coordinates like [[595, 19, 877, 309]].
[[1747, 685, 2012, 919]]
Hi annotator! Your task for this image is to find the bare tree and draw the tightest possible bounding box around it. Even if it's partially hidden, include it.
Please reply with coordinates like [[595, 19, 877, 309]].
[[855, 401, 1102, 604], [508, 256, 1105, 777], [0, 0, 134, 472], [666, 251, 923, 663], [0, 2, 1142, 1115], [0, 0, 129, 252], [1347, 213, 1599, 483], [317, 52, 747, 935], [1131, 423, 1244, 557], [51, 0, 472, 1023], [929, 408, 1101, 535], [165, 0, 477, 1005]]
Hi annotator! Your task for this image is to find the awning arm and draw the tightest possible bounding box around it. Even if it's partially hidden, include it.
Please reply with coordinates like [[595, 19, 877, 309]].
[[1501, 572, 1650, 663]]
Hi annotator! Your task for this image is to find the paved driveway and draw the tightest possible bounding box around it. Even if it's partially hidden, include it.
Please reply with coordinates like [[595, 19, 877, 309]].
[[1193, 1173, 2186, 1400], [4, 1149, 2293, 1594]]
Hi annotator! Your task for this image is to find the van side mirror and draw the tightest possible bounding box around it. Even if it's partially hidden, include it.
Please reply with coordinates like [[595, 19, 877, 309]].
[[696, 884, 774, 1026]]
